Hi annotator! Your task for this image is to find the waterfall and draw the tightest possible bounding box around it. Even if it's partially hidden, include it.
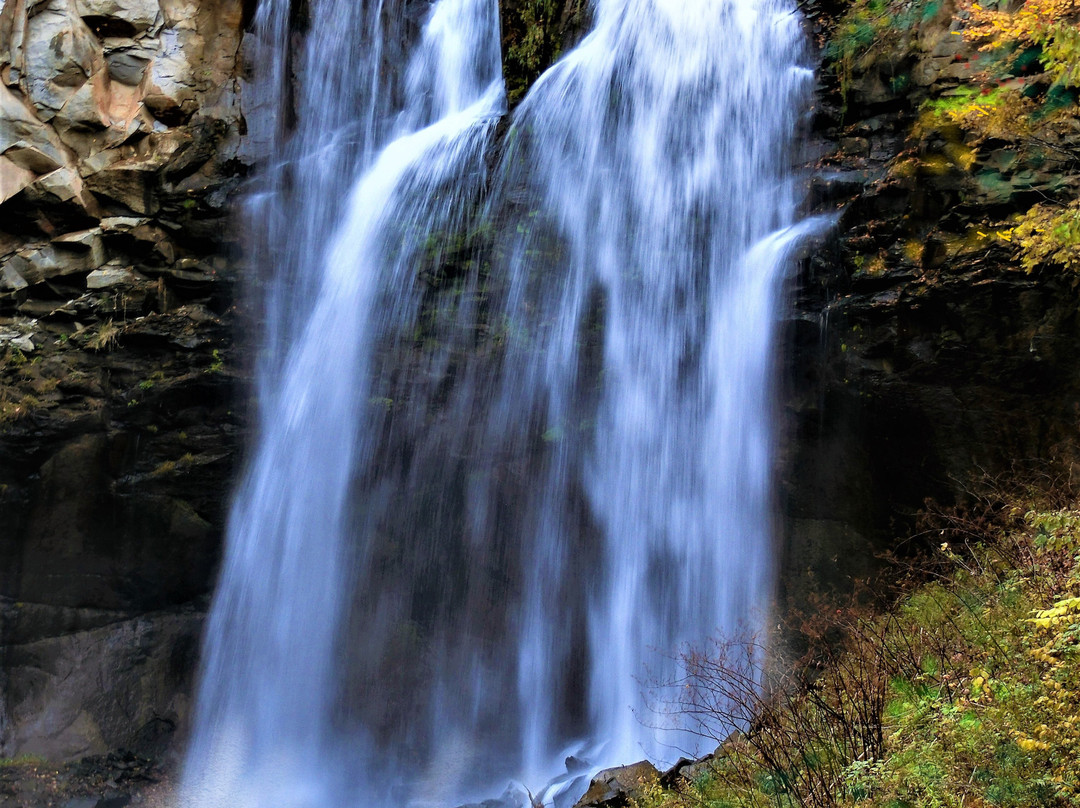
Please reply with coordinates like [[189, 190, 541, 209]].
[[181, 0, 820, 805]]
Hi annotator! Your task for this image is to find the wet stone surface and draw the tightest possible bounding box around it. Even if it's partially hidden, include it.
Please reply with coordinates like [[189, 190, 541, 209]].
[[0, 751, 173, 808]]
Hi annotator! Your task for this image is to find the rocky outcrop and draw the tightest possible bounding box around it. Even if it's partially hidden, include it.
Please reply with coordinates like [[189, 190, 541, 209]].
[[0, 0, 250, 761], [573, 761, 660, 808], [1, 605, 202, 760], [780, 0, 1080, 596], [499, 0, 590, 104]]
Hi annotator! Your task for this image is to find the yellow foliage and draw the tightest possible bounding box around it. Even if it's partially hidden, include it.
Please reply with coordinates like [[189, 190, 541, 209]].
[[1011, 199, 1080, 272], [962, 0, 1080, 87], [918, 87, 1039, 145], [1015, 735, 1052, 751], [1027, 596, 1080, 627]]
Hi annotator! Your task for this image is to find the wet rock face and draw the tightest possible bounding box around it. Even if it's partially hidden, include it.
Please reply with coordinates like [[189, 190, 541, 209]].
[[573, 761, 661, 808], [0, 299, 240, 760], [499, 0, 591, 105], [1, 606, 203, 760], [781, 0, 1080, 594], [0, 0, 249, 762]]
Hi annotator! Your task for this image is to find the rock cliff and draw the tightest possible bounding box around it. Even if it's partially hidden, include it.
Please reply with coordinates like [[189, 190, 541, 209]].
[[0, 0, 249, 760], [1, 0, 1078, 777], [781, 0, 1080, 597]]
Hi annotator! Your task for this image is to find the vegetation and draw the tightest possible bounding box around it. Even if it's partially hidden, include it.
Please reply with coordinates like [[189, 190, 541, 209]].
[[0, 393, 40, 423], [1, 347, 42, 424], [1010, 199, 1080, 272], [963, 0, 1080, 90], [85, 319, 120, 352], [917, 0, 1080, 143], [823, 0, 940, 108], [501, 0, 588, 104], [822, 0, 1080, 274], [947, 0, 1080, 272], [626, 481, 1080, 808]]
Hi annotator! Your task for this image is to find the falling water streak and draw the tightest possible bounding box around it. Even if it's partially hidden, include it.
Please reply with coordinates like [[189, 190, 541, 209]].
[[487, 0, 823, 775], [183, 0, 824, 804], [181, 0, 503, 805]]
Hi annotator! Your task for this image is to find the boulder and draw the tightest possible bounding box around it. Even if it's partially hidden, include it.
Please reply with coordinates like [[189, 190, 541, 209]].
[[3, 141, 64, 173], [53, 68, 111, 132], [5, 246, 62, 284], [98, 214, 148, 231], [0, 153, 37, 204], [142, 27, 200, 126], [23, 0, 101, 119], [74, 0, 163, 34], [36, 165, 92, 206], [0, 84, 69, 168], [86, 266, 135, 288], [53, 227, 107, 267], [2, 239, 108, 284], [83, 159, 160, 214], [100, 37, 153, 85], [0, 262, 30, 291], [574, 761, 660, 808]]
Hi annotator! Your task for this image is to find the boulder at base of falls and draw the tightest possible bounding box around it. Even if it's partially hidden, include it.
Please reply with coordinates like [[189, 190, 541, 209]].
[[573, 761, 660, 808]]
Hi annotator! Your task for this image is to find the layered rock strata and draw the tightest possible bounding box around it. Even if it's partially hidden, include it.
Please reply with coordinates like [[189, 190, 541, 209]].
[[0, 0, 249, 759]]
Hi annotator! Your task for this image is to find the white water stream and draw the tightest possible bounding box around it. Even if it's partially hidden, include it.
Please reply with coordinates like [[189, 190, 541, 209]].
[[181, 0, 821, 805]]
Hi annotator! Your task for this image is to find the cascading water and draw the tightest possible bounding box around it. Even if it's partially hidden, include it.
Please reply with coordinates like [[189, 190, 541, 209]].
[[493, 1, 826, 775], [181, 0, 822, 805]]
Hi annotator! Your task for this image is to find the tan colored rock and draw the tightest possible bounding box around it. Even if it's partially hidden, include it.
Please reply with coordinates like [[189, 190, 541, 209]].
[[83, 158, 160, 213], [1, 263, 29, 291], [23, 0, 102, 119], [143, 56, 199, 126], [103, 77, 146, 127], [0, 0, 30, 85], [74, 0, 163, 34], [0, 82, 40, 149], [142, 0, 244, 126], [53, 227, 101, 246], [54, 68, 112, 131], [576, 761, 661, 808], [3, 141, 63, 173], [0, 84, 69, 168], [129, 221, 176, 262], [2, 254, 34, 286], [7, 238, 109, 284], [54, 227, 106, 267], [912, 56, 953, 87], [36, 165, 85, 203], [99, 214, 148, 231], [10, 245, 63, 284], [940, 60, 982, 82], [54, 71, 152, 157], [0, 153, 36, 203], [143, 128, 192, 162], [86, 266, 135, 287], [79, 147, 123, 176]]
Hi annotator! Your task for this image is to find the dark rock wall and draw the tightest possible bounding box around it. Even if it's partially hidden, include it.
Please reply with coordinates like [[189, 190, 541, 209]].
[[0, 0, 249, 760], [780, 0, 1080, 599]]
